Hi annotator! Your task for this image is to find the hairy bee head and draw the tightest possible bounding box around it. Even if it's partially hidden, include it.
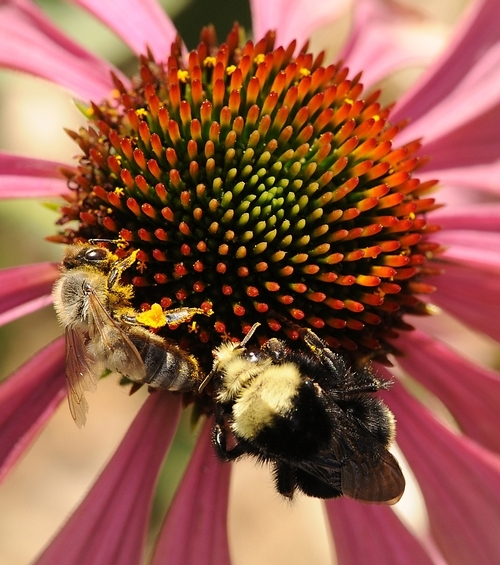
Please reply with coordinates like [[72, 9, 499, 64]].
[[60, 244, 117, 273]]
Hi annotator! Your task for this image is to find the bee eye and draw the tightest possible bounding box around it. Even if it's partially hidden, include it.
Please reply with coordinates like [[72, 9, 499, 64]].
[[84, 248, 108, 262]]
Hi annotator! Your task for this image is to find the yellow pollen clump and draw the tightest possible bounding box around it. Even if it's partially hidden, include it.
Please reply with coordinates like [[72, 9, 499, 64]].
[[203, 56, 217, 67], [226, 65, 237, 75], [177, 69, 190, 82], [373, 115, 380, 122], [127, 249, 140, 261], [136, 108, 148, 117], [136, 303, 167, 328], [115, 239, 129, 250], [254, 53, 266, 65], [299, 68, 311, 77], [113, 187, 124, 197], [344, 97, 353, 105]]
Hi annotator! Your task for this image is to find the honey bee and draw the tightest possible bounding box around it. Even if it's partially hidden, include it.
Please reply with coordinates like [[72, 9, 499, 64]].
[[52, 244, 207, 427], [210, 324, 405, 503]]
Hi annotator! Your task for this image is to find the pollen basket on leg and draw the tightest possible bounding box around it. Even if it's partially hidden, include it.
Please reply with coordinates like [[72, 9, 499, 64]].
[[56, 24, 440, 367]]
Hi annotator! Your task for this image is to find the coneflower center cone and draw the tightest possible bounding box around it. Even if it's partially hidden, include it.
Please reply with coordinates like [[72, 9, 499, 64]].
[[53, 25, 441, 370]]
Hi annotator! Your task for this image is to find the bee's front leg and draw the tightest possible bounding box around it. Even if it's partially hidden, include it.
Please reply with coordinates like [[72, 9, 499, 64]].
[[212, 422, 246, 461], [107, 250, 139, 290]]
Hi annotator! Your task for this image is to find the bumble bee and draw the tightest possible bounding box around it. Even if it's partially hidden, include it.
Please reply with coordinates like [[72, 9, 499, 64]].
[[210, 324, 405, 504], [52, 244, 207, 427]]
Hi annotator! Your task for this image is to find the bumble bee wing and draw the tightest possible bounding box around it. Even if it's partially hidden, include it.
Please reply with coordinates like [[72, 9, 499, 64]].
[[288, 457, 343, 499], [87, 289, 146, 381], [65, 327, 99, 428], [339, 448, 405, 504], [292, 448, 404, 504]]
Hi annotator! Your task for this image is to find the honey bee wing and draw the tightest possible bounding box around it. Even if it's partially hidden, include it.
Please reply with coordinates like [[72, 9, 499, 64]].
[[339, 447, 405, 505], [65, 327, 99, 428], [87, 289, 146, 381]]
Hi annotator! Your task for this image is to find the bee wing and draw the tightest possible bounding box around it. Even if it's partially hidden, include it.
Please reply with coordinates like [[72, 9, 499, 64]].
[[87, 289, 146, 381], [65, 327, 99, 428], [293, 447, 405, 504], [339, 448, 405, 504]]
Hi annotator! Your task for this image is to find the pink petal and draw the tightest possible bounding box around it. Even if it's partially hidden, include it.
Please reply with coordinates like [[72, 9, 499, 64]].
[[150, 418, 231, 565], [426, 163, 500, 196], [436, 231, 500, 267], [397, 330, 500, 454], [0, 152, 70, 177], [70, 0, 181, 62], [394, 0, 500, 143], [432, 204, 500, 231], [326, 499, 441, 565], [384, 382, 500, 565], [439, 235, 500, 268], [0, 153, 71, 198], [426, 184, 500, 209], [341, 0, 432, 89], [0, 263, 59, 327], [0, 338, 66, 483], [34, 391, 181, 565], [414, 102, 500, 175], [0, 0, 127, 100], [436, 229, 500, 256], [427, 259, 500, 343], [250, 0, 349, 50]]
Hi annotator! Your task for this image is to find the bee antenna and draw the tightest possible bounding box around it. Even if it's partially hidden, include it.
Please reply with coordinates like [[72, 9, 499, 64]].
[[268, 310, 303, 332], [88, 237, 128, 249], [240, 322, 260, 347], [199, 323, 261, 393], [198, 370, 213, 392]]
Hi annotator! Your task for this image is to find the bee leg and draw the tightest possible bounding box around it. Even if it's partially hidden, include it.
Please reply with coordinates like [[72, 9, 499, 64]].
[[302, 328, 347, 368], [303, 329, 389, 393], [301, 329, 347, 370], [164, 307, 210, 326], [273, 461, 296, 499], [212, 423, 229, 459], [212, 423, 246, 461], [121, 306, 211, 331], [107, 250, 139, 289], [120, 314, 137, 325], [299, 328, 328, 351], [129, 382, 143, 395]]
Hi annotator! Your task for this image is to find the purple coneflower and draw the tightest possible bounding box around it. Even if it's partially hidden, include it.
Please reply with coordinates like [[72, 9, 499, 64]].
[[1, 0, 500, 564]]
